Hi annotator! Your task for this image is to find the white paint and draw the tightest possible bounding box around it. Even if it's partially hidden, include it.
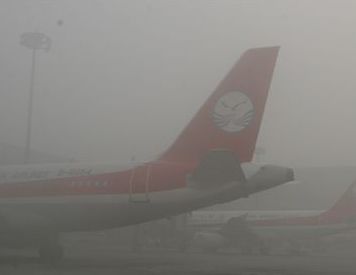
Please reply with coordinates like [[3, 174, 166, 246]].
[[212, 91, 254, 133]]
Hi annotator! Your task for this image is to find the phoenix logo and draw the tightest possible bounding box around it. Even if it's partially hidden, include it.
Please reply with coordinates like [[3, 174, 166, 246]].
[[212, 91, 254, 133]]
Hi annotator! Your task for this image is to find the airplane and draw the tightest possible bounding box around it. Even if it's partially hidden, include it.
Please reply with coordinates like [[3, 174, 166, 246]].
[[190, 181, 356, 254], [0, 46, 294, 263]]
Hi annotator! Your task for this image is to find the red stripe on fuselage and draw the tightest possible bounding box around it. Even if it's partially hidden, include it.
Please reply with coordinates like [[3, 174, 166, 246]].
[[0, 161, 194, 198]]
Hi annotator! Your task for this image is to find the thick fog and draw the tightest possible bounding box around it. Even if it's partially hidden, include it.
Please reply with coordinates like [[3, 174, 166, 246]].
[[1, 0, 356, 166], [4, 2, 356, 273]]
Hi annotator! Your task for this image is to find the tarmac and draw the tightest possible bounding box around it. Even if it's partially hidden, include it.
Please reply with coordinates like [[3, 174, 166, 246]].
[[1, 244, 356, 275]]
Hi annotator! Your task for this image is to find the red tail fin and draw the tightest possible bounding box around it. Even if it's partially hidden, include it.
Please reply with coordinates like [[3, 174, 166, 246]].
[[321, 181, 356, 223], [161, 47, 280, 163]]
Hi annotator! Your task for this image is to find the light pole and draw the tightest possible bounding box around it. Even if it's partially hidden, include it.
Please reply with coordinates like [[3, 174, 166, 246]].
[[20, 32, 51, 164]]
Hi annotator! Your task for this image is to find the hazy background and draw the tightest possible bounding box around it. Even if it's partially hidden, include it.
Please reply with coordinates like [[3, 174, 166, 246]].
[[1, 0, 356, 167]]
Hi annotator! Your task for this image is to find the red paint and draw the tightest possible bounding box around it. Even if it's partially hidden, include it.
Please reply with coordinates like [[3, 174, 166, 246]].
[[0, 47, 280, 199], [250, 182, 356, 227], [161, 47, 280, 163], [0, 162, 194, 198]]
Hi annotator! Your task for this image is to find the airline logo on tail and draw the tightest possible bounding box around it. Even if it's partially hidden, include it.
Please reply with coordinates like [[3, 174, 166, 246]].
[[161, 46, 280, 163], [212, 91, 254, 133], [0, 47, 283, 200]]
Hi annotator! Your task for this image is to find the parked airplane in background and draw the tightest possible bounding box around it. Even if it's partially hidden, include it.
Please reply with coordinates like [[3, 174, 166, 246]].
[[191, 181, 356, 254], [0, 46, 294, 262]]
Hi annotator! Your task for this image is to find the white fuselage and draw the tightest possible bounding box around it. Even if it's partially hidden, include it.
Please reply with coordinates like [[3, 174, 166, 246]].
[[0, 161, 293, 238]]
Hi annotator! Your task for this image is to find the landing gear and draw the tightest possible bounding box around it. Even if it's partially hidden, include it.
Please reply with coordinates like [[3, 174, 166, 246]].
[[38, 239, 64, 264]]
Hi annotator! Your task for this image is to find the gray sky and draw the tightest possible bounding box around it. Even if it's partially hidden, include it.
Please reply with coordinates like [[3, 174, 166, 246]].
[[1, 0, 356, 166]]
